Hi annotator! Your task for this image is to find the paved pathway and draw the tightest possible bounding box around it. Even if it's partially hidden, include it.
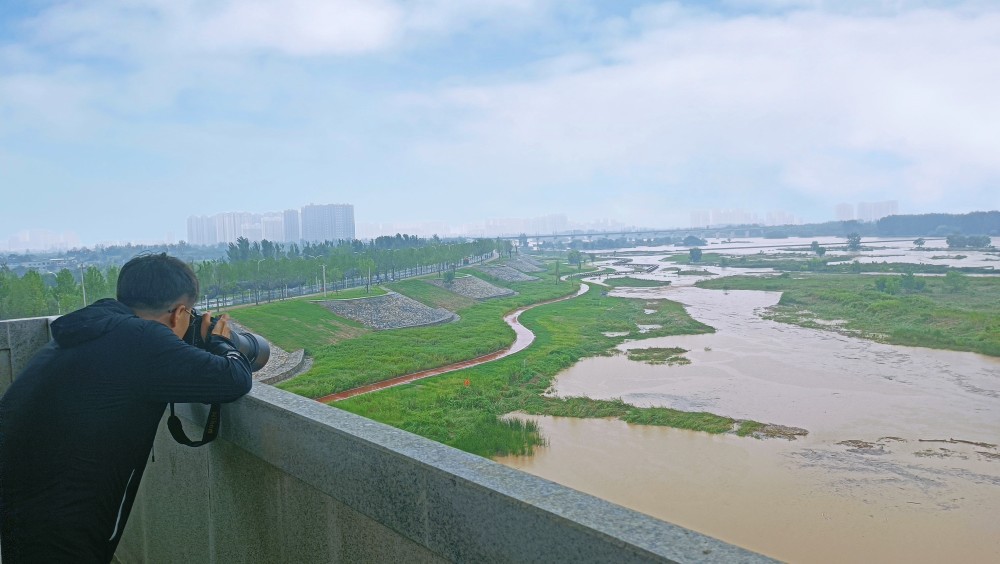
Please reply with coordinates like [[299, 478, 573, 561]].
[[317, 283, 589, 403]]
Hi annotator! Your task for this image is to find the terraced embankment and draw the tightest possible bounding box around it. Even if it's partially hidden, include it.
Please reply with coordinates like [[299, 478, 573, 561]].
[[316, 283, 588, 402]]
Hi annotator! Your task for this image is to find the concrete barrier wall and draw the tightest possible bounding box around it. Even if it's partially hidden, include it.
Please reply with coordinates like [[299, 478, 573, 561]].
[[0, 316, 54, 396], [2, 317, 776, 564]]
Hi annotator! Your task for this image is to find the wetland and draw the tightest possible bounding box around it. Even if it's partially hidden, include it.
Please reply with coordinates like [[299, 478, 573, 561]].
[[232, 236, 1000, 562]]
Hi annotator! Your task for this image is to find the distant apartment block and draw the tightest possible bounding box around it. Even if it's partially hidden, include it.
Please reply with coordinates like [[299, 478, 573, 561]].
[[834, 200, 898, 223], [765, 210, 799, 226], [478, 214, 569, 236], [856, 200, 898, 222], [4, 229, 81, 253], [283, 209, 300, 243], [301, 204, 355, 243], [261, 214, 284, 242], [186, 203, 355, 246], [690, 210, 711, 228], [691, 209, 796, 228], [835, 203, 855, 221]]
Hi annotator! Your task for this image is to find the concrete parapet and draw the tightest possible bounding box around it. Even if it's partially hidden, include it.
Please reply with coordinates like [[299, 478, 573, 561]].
[[1, 317, 777, 564], [0, 316, 54, 396]]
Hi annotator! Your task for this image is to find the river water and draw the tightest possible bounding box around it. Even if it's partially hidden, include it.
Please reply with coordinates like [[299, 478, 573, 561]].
[[495, 238, 1000, 563]]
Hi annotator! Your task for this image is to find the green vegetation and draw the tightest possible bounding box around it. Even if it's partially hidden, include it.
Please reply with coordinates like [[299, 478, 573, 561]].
[[0, 235, 504, 320], [678, 269, 716, 276], [242, 268, 576, 399], [626, 347, 690, 365], [332, 277, 736, 457], [697, 273, 1000, 356], [663, 251, 997, 275], [603, 277, 671, 288], [227, 299, 367, 353]]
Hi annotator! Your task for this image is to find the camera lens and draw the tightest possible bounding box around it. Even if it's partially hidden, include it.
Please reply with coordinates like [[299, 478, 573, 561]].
[[230, 331, 271, 372]]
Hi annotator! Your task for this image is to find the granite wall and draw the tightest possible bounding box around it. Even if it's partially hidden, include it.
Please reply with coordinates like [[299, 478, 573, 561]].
[[1, 316, 776, 564]]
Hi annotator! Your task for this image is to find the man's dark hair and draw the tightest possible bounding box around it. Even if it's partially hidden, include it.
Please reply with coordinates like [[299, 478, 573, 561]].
[[117, 253, 199, 311]]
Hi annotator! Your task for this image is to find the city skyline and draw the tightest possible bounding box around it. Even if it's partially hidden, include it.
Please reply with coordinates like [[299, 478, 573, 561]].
[[3, 1, 999, 250], [4, 201, 939, 254]]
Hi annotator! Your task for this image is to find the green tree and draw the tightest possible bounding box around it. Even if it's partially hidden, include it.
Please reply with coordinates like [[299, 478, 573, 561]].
[[845, 233, 862, 251], [913, 237, 926, 248], [10, 270, 48, 318], [52, 269, 78, 314], [689, 247, 703, 263], [83, 266, 110, 304], [946, 234, 967, 248]]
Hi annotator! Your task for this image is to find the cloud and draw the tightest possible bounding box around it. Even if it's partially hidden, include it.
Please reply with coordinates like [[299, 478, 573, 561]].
[[402, 4, 1000, 215], [23, 0, 405, 58], [2, 0, 999, 244]]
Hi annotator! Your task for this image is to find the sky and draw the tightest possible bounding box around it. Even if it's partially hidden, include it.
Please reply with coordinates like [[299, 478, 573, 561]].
[[1, 0, 999, 249]]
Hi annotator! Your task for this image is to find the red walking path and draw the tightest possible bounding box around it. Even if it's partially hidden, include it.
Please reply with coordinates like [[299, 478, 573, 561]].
[[316, 282, 589, 403]]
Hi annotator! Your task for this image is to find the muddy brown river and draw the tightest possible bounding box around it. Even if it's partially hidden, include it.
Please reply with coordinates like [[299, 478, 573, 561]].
[[496, 239, 1000, 563]]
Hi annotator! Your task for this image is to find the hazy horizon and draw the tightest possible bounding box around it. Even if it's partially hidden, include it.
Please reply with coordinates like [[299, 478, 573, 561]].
[[3, 1, 999, 249]]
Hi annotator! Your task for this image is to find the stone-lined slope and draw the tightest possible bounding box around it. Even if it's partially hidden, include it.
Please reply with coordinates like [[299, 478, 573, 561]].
[[316, 291, 457, 330], [475, 265, 539, 282], [503, 257, 546, 273], [425, 275, 516, 300]]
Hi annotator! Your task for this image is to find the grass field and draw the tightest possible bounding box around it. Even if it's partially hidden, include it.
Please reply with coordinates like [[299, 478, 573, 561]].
[[697, 273, 1000, 356], [231, 268, 578, 399], [335, 277, 744, 456], [230, 262, 785, 457]]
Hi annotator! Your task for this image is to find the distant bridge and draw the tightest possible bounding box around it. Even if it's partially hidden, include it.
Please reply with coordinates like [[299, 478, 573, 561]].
[[496, 226, 770, 241]]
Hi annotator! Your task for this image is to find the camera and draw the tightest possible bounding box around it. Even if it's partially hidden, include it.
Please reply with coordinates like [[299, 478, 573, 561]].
[[185, 309, 271, 372]]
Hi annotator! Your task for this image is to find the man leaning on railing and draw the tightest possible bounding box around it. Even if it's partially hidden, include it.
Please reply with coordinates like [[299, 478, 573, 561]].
[[0, 253, 253, 563]]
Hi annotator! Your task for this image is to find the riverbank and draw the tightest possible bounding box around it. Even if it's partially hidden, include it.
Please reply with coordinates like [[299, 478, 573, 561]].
[[231, 261, 796, 457], [336, 271, 795, 456], [696, 273, 1000, 356]]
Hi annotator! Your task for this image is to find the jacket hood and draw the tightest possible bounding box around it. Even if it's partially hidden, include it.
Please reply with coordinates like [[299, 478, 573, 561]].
[[51, 298, 135, 348]]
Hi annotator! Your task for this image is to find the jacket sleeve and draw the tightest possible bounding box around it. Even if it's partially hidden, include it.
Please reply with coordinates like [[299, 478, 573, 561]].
[[132, 322, 253, 404]]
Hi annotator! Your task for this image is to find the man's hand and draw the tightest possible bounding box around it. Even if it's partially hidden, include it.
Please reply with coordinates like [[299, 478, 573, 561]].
[[200, 312, 233, 341]]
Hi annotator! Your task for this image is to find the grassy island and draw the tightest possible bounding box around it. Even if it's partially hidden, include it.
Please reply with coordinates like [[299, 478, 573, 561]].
[[696, 273, 1000, 357], [602, 277, 672, 288]]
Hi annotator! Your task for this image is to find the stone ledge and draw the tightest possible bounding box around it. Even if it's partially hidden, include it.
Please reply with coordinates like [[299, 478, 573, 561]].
[[169, 385, 777, 563]]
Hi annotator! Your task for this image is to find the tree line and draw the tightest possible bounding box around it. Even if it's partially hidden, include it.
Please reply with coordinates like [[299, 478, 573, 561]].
[[0, 236, 512, 321]]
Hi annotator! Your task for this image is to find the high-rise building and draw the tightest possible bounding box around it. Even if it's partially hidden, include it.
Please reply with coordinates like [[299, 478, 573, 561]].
[[690, 210, 711, 228], [186, 216, 218, 245], [332, 204, 355, 241], [765, 210, 798, 226], [856, 200, 898, 222], [283, 209, 300, 243], [301, 204, 355, 243], [835, 203, 855, 221], [187, 204, 355, 245], [261, 214, 284, 242]]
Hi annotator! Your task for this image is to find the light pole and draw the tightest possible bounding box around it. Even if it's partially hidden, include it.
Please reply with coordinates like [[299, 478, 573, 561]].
[[256, 259, 265, 304], [79, 264, 87, 307], [321, 264, 327, 297]]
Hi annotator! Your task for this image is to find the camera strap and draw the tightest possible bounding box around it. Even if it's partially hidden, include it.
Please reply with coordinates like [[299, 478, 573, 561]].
[[167, 403, 221, 447]]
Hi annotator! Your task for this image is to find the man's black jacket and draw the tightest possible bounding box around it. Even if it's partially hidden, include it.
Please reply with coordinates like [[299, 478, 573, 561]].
[[0, 299, 253, 563]]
